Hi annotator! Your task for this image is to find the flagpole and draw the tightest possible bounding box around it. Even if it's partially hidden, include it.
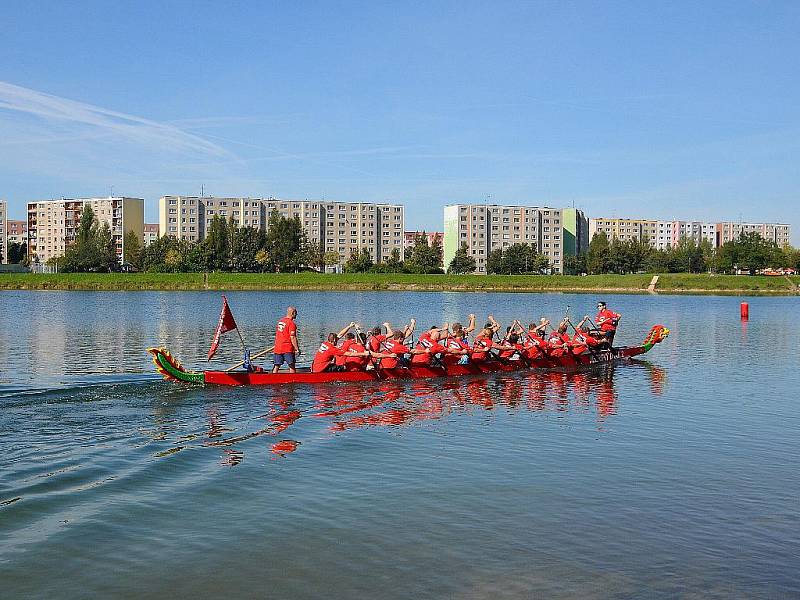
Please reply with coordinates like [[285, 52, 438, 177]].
[[235, 327, 247, 351]]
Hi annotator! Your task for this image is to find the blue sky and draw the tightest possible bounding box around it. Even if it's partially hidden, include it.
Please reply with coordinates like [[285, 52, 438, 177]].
[[1, 1, 799, 241]]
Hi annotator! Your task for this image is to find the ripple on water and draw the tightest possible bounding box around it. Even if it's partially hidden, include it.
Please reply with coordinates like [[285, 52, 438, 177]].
[[1, 291, 799, 598]]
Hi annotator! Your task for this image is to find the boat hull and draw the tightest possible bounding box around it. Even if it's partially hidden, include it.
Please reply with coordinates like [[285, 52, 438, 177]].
[[149, 326, 669, 387], [202, 346, 644, 385]]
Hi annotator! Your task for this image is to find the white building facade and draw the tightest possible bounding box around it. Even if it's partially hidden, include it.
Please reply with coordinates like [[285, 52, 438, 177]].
[[443, 204, 567, 273], [27, 197, 144, 264], [159, 196, 405, 265]]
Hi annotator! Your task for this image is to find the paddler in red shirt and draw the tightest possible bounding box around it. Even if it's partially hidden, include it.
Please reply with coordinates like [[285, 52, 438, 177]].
[[523, 319, 550, 360], [497, 332, 524, 360], [441, 317, 475, 366], [379, 330, 428, 369], [546, 320, 572, 358], [368, 319, 416, 353], [312, 323, 371, 372], [273, 306, 300, 373], [471, 315, 501, 363], [571, 316, 601, 355], [595, 301, 621, 345], [411, 326, 451, 366]]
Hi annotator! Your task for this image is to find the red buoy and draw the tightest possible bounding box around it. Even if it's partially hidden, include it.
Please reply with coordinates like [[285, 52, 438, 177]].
[[740, 302, 749, 320]]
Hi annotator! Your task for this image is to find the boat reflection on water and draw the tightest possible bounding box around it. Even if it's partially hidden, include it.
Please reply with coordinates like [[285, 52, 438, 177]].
[[314, 361, 666, 432], [181, 361, 665, 465]]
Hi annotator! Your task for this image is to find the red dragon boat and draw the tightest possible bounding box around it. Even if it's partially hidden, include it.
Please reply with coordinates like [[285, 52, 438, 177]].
[[148, 325, 669, 386]]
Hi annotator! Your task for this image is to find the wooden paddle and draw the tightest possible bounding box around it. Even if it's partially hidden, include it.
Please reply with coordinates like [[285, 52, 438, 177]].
[[225, 345, 274, 372]]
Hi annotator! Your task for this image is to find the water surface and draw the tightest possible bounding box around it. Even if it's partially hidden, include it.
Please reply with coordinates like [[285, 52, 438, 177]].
[[1, 291, 798, 598]]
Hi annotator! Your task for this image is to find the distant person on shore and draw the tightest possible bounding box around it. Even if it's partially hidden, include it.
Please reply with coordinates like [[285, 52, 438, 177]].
[[595, 301, 621, 346], [273, 306, 300, 373]]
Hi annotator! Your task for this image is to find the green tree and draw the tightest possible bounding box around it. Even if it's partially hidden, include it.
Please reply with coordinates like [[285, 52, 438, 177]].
[[501, 243, 549, 274], [406, 232, 443, 273], [447, 242, 477, 274], [123, 230, 143, 269], [202, 214, 231, 271], [265, 210, 303, 272], [7, 242, 27, 264], [735, 232, 782, 274], [231, 226, 267, 272], [714, 240, 736, 273], [486, 248, 504, 274], [670, 237, 705, 273], [344, 247, 374, 273], [385, 247, 404, 272], [564, 252, 588, 275], [430, 235, 443, 269], [62, 204, 98, 272], [255, 249, 271, 272], [323, 250, 341, 272], [300, 239, 325, 271], [61, 205, 119, 272], [95, 222, 118, 272], [783, 246, 800, 270], [587, 231, 611, 274]]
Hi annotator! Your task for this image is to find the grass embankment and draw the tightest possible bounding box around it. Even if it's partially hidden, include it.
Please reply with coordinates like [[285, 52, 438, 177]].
[[0, 272, 798, 294]]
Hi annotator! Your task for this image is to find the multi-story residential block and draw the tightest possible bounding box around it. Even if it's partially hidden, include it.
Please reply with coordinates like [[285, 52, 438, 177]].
[[322, 201, 404, 263], [0, 200, 6, 263], [717, 222, 791, 247], [6, 220, 27, 246], [143, 223, 160, 246], [404, 231, 443, 249], [593, 217, 791, 249], [671, 221, 716, 248], [443, 204, 568, 273], [27, 197, 144, 264], [159, 196, 404, 264], [561, 208, 589, 258], [589, 218, 660, 247]]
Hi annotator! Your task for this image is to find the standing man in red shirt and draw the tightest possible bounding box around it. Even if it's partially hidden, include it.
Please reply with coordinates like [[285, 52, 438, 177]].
[[273, 306, 300, 373], [595, 301, 621, 346]]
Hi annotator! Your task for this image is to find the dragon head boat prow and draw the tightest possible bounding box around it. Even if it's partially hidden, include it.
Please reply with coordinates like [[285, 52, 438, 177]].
[[642, 325, 670, 350], [147, 347, 205, 384]]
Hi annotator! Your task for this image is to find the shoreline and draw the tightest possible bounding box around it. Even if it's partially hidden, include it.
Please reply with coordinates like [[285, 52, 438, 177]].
[[1, 273, 798, 295]]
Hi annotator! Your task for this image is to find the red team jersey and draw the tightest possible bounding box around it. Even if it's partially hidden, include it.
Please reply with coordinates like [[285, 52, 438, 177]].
[[368, 334, 387, 352], [412, 336, 446, 365], [596, 309, 620, 332], [471, 335, 493, 361], [442, 336, 470, 365], [380, 339, 409, 369], [335, 338, 356, 367], [274, 317, 297, 353], [344, 342, 368, 371], [312, 342, 343, 372]]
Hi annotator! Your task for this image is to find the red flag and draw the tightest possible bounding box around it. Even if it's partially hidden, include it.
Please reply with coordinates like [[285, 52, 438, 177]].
[[208, 295, 238, 360]]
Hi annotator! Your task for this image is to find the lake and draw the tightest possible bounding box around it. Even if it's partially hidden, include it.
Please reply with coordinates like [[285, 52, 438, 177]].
[[1, 290, 798, 599]]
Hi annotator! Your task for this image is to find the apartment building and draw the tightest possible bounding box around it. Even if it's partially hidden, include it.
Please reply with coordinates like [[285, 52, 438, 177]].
[[592, 217, 791, 249], [443, 204, 572, 273], [7, 220, 27, 246], [589, 218, 660, 247], [143, 223, 160, 246], [159, 196, 405, 264], [717, 222, 791, 247], [27, 197, 144, 264], [404, 231, 443, 249], [0, 200, 6, 263], [562, 208, 590, 258]]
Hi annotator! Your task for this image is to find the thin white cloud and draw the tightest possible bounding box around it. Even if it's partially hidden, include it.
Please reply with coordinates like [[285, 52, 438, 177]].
[[0, 81, 229, 156]]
